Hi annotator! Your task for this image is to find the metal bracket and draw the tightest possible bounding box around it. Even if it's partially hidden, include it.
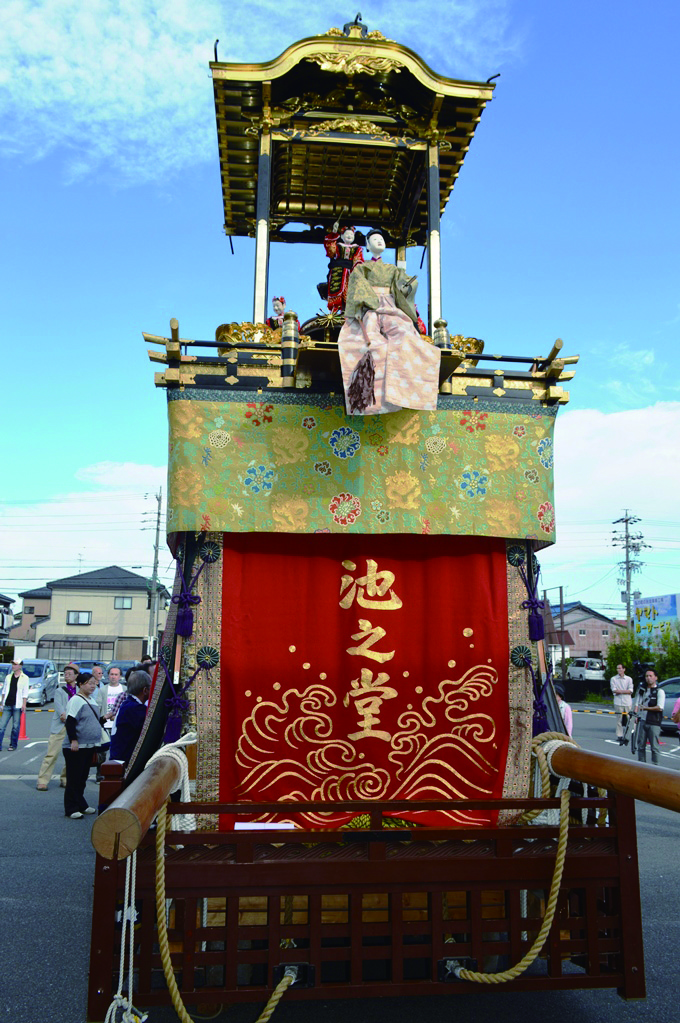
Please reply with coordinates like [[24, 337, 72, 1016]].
[[437, 957, 478, 982], [273, 962, 316, 988]]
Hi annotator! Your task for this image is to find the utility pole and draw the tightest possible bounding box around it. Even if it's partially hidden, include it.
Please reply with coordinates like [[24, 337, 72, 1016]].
[[147, 487, 162, 658], [542, 585, 566, 681], [612, 511, 650, 629]]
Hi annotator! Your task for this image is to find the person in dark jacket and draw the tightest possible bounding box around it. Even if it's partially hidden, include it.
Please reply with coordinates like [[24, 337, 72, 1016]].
[[109, 671, 151, 764]]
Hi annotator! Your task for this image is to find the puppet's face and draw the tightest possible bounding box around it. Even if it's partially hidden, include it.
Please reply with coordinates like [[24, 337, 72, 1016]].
[[272, 298, 285, 315], [367, 232, 386, 257], [340, 227, 355, 244]]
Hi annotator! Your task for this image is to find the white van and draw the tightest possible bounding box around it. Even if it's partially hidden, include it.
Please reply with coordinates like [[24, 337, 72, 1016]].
[[566, 657, 606, 682]]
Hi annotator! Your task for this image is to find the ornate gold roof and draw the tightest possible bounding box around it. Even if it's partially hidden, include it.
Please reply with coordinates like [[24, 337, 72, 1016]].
[[211, 25, 495, 246]]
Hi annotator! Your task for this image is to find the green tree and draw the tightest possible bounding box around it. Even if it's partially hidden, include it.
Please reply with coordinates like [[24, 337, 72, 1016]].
[[605, 624, 680, 685], [656, 625, 680, 680], [605, 629, 654, 689]]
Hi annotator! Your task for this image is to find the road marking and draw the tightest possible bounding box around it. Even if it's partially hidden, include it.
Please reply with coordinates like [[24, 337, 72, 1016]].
[[23, 754, 43, 764], [24, 741, 48, 748], [604, 738, 680, 761], [0, 774, 100, 782], [573, 708, 616, 716]]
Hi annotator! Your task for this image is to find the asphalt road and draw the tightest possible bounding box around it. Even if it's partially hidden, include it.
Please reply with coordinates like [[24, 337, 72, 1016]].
[[1, 703, 678, 1023]]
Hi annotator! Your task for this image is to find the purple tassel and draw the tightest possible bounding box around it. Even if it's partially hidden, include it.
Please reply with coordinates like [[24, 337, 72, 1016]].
[[521, 594, 545, 641], [175, 605, 195, 638], [163, 694, 191, 744], [528, 608, 544, 641], [171, 564, 201, 638]]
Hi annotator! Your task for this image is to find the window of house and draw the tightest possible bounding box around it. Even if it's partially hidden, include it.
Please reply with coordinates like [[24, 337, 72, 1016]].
[[114, 596, 133, 610], [24, 606, 35, 614], [578, 628, 586, 636], [602, 629, 609, 636], [66, 610, 92, 626]]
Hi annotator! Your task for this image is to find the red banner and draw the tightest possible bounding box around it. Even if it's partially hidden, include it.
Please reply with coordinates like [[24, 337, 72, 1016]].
[[220, 533, 509, 827]]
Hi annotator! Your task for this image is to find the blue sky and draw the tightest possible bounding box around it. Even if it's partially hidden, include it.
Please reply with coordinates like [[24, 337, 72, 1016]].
[[1, 0, 679, 616]]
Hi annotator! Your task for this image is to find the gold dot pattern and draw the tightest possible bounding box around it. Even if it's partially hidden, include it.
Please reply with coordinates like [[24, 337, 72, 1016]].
[[463, 627, 473, 637], [273, 683, 281, 690], [415, 686, 423, 694], [289, 645, 296, 653], [448, 660, 456, 668], [319, 672, 327, 680], [303, 662, 310, 670]]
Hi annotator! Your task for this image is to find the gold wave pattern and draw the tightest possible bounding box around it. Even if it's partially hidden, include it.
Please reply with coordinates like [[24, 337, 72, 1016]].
[[234, 666, 500, 809]]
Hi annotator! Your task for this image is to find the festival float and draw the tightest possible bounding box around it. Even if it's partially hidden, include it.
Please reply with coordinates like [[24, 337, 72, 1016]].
[[87, 17, 680, 1022]]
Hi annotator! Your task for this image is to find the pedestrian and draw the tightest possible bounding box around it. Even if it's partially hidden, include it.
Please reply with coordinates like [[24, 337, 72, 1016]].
[[634, 669, 665, 765], [96, 666, 127, 780], [109, 671, 151, 764], [554, 683, 573, 736], [63, 671, 106, 818], [610, 663, 634, 740], [91, 662, 105, 689], [35, 664, 78, 789], [0, 658, 29, 751]]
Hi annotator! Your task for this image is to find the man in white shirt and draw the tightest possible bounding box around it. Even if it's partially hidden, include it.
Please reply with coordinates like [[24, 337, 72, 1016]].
[[0, 659, 29, 751], [610, 663, 633, 740]]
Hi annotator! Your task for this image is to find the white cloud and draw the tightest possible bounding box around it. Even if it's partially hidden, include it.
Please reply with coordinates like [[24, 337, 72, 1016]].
[[607, 344, 655, 370], [0, 0, 519, 184], [539, 402, 680, 607], [0, 461, 173, 602]]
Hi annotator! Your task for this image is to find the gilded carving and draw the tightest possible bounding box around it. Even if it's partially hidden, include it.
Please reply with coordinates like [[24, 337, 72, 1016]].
[[305, 52, 403, 76], [450, 335, 485, 356]]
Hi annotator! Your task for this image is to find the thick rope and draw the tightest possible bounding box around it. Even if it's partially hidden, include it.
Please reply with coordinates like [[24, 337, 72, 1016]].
[[253, 974, 295, 1023], [517, 731, 577, 824], [146, 733, 197, 832], [156, 801, 195, 1023], [453, 787, 571, 984], [105, 850, 148, 1023]]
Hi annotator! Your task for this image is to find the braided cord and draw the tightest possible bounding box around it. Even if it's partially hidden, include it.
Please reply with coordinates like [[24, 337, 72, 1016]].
[[455, 787, 571, 984]]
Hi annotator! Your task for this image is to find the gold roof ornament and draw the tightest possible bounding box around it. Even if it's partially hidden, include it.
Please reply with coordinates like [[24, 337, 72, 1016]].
[[211, 19, 495, 246]]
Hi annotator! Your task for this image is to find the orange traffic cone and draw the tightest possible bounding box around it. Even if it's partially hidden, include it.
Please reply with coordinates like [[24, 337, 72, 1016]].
[[18, 710, 28, 740]]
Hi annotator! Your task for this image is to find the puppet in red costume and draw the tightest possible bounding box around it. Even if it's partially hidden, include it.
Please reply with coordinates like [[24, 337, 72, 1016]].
[[323, 221, 364, 313], [266, 296, 286, 330]]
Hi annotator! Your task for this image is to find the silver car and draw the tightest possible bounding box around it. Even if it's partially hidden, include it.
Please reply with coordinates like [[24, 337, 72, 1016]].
[[22, 659, 59, 706]]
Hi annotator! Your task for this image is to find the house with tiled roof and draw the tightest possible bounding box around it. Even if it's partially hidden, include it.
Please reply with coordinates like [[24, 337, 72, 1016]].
[[548, 600, 622, 660], [0, 592, 14, 648], [30, 566, 169, 669]]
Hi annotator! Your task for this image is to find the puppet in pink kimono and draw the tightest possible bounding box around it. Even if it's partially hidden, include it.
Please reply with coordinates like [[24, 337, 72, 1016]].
[[338, 228, 441, 414], [322, 219, 364, 312]]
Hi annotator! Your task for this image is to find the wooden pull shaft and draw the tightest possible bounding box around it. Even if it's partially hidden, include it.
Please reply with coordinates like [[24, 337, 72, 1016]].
[[551, 743, 680, 814], [91, 756, 182, 860]]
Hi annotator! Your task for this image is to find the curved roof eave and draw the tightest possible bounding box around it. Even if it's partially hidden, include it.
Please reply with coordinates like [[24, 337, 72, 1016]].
[[210, 33, 495, 103]]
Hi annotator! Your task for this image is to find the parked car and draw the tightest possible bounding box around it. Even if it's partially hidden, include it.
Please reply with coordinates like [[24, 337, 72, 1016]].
[[564, 657, 606, 702], [566, 658, 606, 683], [69, 659, 107, 672], [0, 663, 10, 683], [659, 676, 680, 737], [22, 659, 59, 706]]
